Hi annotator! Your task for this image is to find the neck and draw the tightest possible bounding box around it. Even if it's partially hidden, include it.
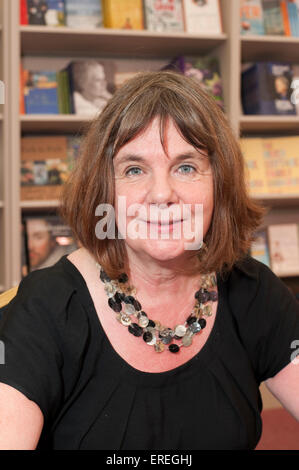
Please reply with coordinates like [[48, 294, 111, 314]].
[[125, 247, 202, 310]]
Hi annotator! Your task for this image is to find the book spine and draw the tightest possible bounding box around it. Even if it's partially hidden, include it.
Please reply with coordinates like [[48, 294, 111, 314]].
[[280, 0, 291, 35], [20, 0, 28, 25]]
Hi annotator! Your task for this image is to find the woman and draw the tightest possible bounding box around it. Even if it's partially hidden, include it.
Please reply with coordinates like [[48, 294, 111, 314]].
[[0, 71, 298, 450]]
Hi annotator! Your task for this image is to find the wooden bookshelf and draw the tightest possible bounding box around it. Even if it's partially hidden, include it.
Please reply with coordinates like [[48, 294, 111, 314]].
[[240, 115, 299, 133], [20, 25, 227, 57], [20, 114, 93, 133], [241, 35, 299, 63]]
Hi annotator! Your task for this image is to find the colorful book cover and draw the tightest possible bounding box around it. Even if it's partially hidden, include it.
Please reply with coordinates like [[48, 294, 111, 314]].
[[261, 0, 285, 34], [65, 0, 102, 28], [268, 223, 299, 276], [23, 70, 59, 114], [182, 0, 222, 34], [64, 60, 114, 116], [291, 63, 299, 114], [240, 0, 265, 35], [250, 229, 271, 267], [280, 0, 291, 35], [241, 62, 296, 115], [102, 0, 144, 29], [26, 0, 65, 26], [24, 214, 78, 272], [240, 135, 299, 196], [20, 135, 69, 200], [162, 55, 223, 108], [20, 0, 29, 25], [183, 55, 224, 109], [239, 137, 268, 195], [144, 0, 184, 32], [287, 1, 299, 36]]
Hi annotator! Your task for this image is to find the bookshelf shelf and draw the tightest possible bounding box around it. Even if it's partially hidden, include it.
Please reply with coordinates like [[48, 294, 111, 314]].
[[254, 194, 299, 207], [20, 26, 227, 58], [21, 200, 60, 209], [241, 35, 299, 63], [239, 115, 299, 133], [21, 114, 93, 133]]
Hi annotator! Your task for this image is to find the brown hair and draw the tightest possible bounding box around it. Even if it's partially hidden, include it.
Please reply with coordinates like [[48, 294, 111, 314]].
[[60, 70, 266, 280]]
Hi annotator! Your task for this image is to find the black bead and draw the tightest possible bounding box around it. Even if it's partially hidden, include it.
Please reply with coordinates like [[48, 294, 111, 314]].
[[186, 315, 197, 325], [169, 344, 180, 353], [148, 319, 156, 328], [100, 269, 111, 283], [114, 292, 123, 303], [133, 299, 142, 311], [198, 318, 207, 329], [108, 297, 122, 312], [143, 331, 153, 343], [195, 288, 210, 303], [209, 290, 218, 301], [123, 295, 135, 304], [118, 273, 128, 283], [128, 323, 143, 337]]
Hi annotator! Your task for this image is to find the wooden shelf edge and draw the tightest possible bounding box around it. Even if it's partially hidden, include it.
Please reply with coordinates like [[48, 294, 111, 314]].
[[21, 200, 60, 209], [20, 25, 227, 41], [241, 34, 299, 43]]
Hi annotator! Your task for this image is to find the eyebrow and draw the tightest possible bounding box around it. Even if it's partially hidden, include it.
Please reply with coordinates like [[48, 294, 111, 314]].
[[114, 151, 208, 166]]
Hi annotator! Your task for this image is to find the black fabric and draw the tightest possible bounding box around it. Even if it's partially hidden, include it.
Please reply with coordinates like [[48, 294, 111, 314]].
[[0, 254, 298, 450]]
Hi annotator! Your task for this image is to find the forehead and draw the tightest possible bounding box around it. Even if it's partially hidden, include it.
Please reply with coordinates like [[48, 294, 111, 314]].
[[114, 118, 205, 162]]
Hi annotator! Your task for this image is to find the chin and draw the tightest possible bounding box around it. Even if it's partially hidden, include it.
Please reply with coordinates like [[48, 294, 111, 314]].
[[133, 239, 191, 262]]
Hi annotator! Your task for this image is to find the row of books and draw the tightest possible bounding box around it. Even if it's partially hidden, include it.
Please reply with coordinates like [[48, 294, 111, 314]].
[[241, 61, 299, 115], [241, 0, 299, 36], [240, 135, 299, 196], [21, 214, 78, 277], [251, 223, 299, 277], [20, 55, 224, 116], [20, 0, 223, 35]]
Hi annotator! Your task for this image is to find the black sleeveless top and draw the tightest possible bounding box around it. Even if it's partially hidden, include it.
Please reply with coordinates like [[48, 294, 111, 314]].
[[0, 254, 298, 450]]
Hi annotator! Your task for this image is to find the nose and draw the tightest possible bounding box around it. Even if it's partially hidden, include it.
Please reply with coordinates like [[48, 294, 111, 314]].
[[145, 171, 179, 206]]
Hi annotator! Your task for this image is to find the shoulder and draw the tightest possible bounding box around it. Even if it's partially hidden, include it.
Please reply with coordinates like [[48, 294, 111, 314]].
[[2, 255, 85, 334]]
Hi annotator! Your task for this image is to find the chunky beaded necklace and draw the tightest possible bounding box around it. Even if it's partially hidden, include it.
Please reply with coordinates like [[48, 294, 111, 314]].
[[97, 263, 218, 353]]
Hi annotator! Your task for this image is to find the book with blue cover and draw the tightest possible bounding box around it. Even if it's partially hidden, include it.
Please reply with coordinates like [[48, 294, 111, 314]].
[[240, 0, 265, 35], [241, 62, 296, 115], [24, 70, 59, 114], [65, 0, 102, 28], [250, 229, 271, 268]]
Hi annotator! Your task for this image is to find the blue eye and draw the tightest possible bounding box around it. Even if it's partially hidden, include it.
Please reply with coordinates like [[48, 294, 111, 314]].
[[125, 167, 142, 176], [178, 164, 196, 174]]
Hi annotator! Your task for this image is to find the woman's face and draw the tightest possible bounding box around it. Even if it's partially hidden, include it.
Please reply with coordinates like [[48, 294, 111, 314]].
[[113, 117, 214, 263]]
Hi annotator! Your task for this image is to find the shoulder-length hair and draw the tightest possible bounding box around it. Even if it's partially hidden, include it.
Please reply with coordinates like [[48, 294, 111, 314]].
[[60, 70, 266, 280]]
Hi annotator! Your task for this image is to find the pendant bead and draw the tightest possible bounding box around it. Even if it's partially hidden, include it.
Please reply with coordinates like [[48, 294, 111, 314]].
[[189, 322, 202, 334], [169, 344, 180, 353], [124, 304, 136, 315], [186, 315, 198, 325], [154, 341, 165, 353], [198, 318, 207, 329], [182, 334, 193, 347], [128, 323, 143, 337], [118, 273, 129, 283], [174, 324, 187, 337], [120, 314, 132, 326], [108, 297, 122, 312], [143, 331, 153, 343]]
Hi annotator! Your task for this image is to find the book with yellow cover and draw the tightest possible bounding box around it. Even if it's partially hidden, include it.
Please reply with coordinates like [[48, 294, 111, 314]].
[[239, 137, 268, 196], [240, 136, 299, 196], [102, 0, 144, 29]]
